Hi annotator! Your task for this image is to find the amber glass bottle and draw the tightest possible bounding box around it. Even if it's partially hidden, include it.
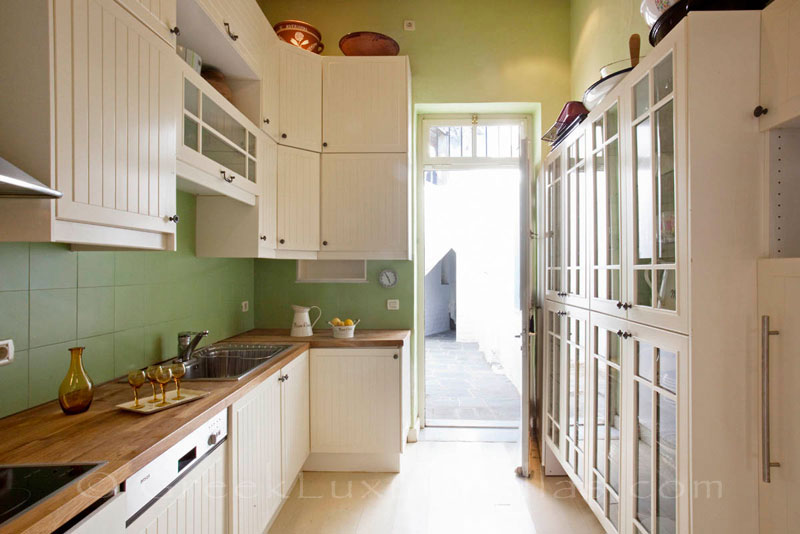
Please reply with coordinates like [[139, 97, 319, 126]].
[[58, 347, 94, 415]]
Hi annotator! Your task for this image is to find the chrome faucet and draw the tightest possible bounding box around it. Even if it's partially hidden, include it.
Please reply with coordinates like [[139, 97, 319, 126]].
[[177, 330, 209, 362]]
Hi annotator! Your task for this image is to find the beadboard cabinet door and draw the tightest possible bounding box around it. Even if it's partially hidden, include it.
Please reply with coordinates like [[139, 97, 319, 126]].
[[279, 42, 322, 152], [229, 373, 282, 534], [114, 0, 177, 46], [53, 0, 178, 235], [260, 37, 281, 141], [322, 57, 409, 153], [277, 145, 320, 252], [759, 0, 800, 130], [281, 351, 310, 497], [319, 153, 409, 259], [259, 135, 278, 253]]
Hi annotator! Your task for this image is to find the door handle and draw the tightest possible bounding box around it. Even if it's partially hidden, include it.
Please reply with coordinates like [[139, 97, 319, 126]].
[[762, 315, 781, 483]]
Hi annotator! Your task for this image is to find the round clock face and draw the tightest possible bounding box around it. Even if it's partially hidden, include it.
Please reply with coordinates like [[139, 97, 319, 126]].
[[378, 269, 398, 289]]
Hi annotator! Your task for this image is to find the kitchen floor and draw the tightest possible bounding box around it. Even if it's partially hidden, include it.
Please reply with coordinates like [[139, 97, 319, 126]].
[[269, 441, 603, 534]]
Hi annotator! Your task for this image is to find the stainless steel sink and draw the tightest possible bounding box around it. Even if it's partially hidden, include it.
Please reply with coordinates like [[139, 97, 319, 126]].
[[177, 343, 292, 381]]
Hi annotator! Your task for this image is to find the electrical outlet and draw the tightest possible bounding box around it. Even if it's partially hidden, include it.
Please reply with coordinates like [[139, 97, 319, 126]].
[[403, 20, 415, 31], [0, 339, 15, 367], [387, 299, 400, 311], [241, 301, 249, 313]]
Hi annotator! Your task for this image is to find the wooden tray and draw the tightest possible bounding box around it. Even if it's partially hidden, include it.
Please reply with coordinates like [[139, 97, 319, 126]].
[[117, 388, 210, 414]]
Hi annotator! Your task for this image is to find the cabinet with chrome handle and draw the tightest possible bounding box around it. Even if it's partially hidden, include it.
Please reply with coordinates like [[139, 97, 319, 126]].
[[761, 315, 781, 483]]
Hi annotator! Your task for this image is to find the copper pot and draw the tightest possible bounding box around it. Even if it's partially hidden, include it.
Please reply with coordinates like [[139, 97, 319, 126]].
[[274, 20, 324, 54], [339, 32, 399, 56]]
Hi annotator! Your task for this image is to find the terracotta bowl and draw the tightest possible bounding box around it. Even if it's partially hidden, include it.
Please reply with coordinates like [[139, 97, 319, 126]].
[[274, 20, 324, 54], [339, 32, 399, 56]]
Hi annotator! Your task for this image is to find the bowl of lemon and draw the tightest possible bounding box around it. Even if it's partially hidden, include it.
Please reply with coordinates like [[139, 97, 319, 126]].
[[329, 317, 360, 338]]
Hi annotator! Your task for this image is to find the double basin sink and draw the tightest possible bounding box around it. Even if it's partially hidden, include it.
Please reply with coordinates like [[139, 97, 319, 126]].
[[171, 343, 293, 381]]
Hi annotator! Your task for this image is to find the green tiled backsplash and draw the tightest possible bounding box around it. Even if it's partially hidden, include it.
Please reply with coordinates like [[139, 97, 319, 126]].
[[0, 192, 254, 418]]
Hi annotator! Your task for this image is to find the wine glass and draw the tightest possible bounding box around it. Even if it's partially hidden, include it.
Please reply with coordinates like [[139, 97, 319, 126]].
[[145, 366, 161, 403], [154, 366, 173, 407], [127, 370, 147, 409], [170, 362, 187, 400]]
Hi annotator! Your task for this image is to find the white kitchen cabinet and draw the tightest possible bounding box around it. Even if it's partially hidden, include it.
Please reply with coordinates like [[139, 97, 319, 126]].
[[307, 345, 410, 472], [280, 350, 310, 497], [279, 42, 322, 153], [277, 145, 320, 255], [759, 0, 800, 130], [544, 154, 564, 303], [190, 0, 266, 76], [66, 493, 126, 534], [229, 372, 282, 534], [319, 153, 410, 260], [322, 57, 409, 153], [195, 134, 277, 258], [127, 444, 227, 534], [0, 0, 178, 250], [115, 0, 177, 46], [260, 37, 281, 141]]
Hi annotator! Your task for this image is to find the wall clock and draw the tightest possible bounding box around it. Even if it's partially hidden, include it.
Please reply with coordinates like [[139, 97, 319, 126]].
[[378, 269, 398, 289]]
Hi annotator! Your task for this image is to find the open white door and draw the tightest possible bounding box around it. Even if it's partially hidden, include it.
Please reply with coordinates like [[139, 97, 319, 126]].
[[518, 137, 532, 477]]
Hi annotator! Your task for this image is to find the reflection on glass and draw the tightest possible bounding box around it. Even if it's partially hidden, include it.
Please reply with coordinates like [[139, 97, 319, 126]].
[[567, 164, 583, 295], [202, 95, 246, 150], [637, 341, 655, 382], [595, 362, 607, 478], [656, 269, 676, 311], [634, 74, 650, 118], [636, 382, 653, 531], [184, 116, 199, 151], [477, 126, 486, 157], [553, 337, 561, 423], [608, 491, 620, 530], [658, 349, 677, 394], [657, 395, 677, 534], [550, 174, 562, 292], [593, 118, 604, 150], [438, 127, 449, 157], [608, 366, 621, 493], [567, 345, 575, 442], [654, 54, 674, 103], [568, 142, 576, 169], [487, 126, 499, 157], [656, 101, 676, 264], [635, 118, 653, 265], [593, 151, 605, 268], [608, 331, 620, 365], [577, 345, 585, 446], [607, 104, 618, 140], [202, 128, 247, 176], [499, 125, 511, 158], [248, 132, 256, 157], [463, 127, 473, 157], [607, 140, 620, 266], [636, 269, 653, 307], [184, 79, 199, 116], [248, 158, 256, 183], [595, 476, 605, 511]]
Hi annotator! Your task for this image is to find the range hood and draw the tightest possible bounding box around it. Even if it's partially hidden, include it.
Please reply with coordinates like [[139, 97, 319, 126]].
[[0, 157, 62, 198]]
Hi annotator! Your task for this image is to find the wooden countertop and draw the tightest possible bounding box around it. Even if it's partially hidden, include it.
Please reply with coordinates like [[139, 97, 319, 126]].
[[0, 329, 410, 534]]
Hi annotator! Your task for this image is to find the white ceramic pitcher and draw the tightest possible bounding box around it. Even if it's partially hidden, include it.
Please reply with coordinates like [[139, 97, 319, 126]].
[[291, 304, 321, 337]]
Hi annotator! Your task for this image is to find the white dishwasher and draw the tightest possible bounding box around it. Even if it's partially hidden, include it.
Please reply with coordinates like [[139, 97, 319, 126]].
[[126, 409, 228, 533]]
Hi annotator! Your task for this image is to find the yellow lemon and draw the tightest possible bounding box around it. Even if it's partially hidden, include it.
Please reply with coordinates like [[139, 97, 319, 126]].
[[331, 317, 342, 326], [344, 319, 354, 326]]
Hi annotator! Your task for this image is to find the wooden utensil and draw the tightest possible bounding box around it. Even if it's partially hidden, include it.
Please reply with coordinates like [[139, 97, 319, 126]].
[[630, 34, 641, 68]]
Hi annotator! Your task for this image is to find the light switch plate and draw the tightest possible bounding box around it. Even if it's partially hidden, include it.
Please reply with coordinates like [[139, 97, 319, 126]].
[[241, 301, 249, 313], [404, 20, 415, 31], [387, 299, 400, 311], [0, 339, 14, 367]]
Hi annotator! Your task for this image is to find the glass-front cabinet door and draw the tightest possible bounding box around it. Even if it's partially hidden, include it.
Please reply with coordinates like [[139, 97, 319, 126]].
[[625, 48, 687, 333], [590, 100, 625, 317], [563, 306, 589, 487], [545, 152, 564, 302], [544, 303, 563, 456], [563, 133, 589, 308]]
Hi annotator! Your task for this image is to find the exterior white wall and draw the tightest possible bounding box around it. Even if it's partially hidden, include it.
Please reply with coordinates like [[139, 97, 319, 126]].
[[424, 250, 456, 336]]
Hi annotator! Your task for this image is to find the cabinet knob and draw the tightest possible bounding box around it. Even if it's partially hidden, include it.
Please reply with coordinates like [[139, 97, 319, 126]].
[[169, 215, 179, 223], [279, 239, 285, 244], [322, 240, 328, 246], [278, 375, 285, 382], [322, 142, 328, 148], [223, 22, 239, 41], [616, 301, 624, 309], [393, 354, 399, 360], [260, 236, 267, 241], [281, 133, 287, 139], [170, 26, 180, 36], [284, 374, 289, 381], [623, 302, 632, 310], [622, 331, 632, 339], [754, 105, 769, 118], [264, 118, 270, 124]]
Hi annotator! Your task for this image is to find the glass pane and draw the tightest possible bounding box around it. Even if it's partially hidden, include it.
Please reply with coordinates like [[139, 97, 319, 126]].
[[593, 118, 604, 149], [655, 101, 676, 264], [437, 127, 449, 157], [568, 142, 576, 169], [658, 349, 677, 394], [487, 126, 499, 157], [462, 127, 473, 157], [202, 128, 247, 177], [608, 366, 621, 493], [449, 127, 462, 157], [636, 383, 653, 532], [636, 269, 653, 307], [511, 125, 520, 158], [608, 330, 620, 365], [657, 395, 677, 534], [499, 125, 511, 158], [595, 475, 605, 511], [184, 79, 199, 117], [577, 346, 585, 445], [248, 158, 256, 183], [248, 132, 256, 157], [477, 126, 486, 157], [608, 491, 620, 529], [576, 450, 584, 481], [607, 104, 618, 140], [634, 74, 650, 118], [567, 346, 574, 439], [550, 180, 562, 292], [637, 341, 655, 382], [428, 127, 438, 157], [202, 95, 246, 150], [595, 362, 607, 477], [183, 116, 199, 151], [654, 54, 674, 103], [634, 118, 653, 265], [607, 140, 620, 266], [656, 269, 676, 311], [553, 337, 561, 422]]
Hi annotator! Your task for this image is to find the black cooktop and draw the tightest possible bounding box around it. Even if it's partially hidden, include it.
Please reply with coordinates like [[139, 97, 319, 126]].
[[0, 463, 104, 527]]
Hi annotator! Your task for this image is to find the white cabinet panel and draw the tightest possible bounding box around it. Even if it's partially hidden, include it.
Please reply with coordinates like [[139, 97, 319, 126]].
[[320, 153, 409, 259], [114, 0, 177, 45], [66, 493, 125, 534], [261, 38, 280, 141], [760, 0, 800, 130], [230, 373, 282, 534], [127, 444, 227, 534], [277, 145, 320, 252], [322, 57, 409, 153], [259, 135, 278, 252], [281, 351, 310, 497], [193, 0, 266, 75], [279, 43, 322, 152]]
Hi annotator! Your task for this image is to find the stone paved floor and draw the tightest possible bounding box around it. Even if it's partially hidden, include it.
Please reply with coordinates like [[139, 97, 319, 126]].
[[425, 331, 520, 426]]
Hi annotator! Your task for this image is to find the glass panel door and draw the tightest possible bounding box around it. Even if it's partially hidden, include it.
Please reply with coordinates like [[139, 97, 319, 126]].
[[545, 307, 563, 451], [564, 310, 587, 482], [565, 135, 586, 301], [546, 156, 563, 297]]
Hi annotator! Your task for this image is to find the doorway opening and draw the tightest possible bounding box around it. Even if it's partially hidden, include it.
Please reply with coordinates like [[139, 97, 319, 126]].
[[422, 116, 528, 441]]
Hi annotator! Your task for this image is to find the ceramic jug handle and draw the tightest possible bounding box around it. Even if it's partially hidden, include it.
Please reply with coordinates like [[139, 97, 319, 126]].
[[310, 306, 322, 328]]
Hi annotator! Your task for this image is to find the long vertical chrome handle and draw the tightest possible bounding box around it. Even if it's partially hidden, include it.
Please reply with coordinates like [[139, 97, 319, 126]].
[[762, 315, 781, 483]]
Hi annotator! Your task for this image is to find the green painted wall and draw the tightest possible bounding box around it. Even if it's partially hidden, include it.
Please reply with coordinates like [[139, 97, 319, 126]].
[[0, 192, 254, 418], [254, 260, 414, 329], [570, 0, 652, 100]]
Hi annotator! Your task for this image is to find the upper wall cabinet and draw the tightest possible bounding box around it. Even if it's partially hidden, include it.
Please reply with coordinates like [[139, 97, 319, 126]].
[[277, 145, 321, 254], [0, 0, 178, 250], [260, 37, 281, 141], [759, 0, 800, 130], [279, 43, 323, 153], [115, 0, 178, 46], [322, 57, 410, 153]]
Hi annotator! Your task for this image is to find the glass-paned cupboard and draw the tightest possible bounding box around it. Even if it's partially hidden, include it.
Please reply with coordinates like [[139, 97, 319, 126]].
[[565, 135, 587, 303], [546, 159, 563, 298], [545, 307, 563, 449]]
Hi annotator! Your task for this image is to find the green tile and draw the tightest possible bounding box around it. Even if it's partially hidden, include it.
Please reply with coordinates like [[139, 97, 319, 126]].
[[29, 288, 77, 348], [114, 251, 146, 286], [78, 252, 115, 287], [0, 349, 29, 417], [0, 243, 29, 291], [77, 333, 115, 384], [28, 341, 73, 407], [30, 243, 77, 289], [77, 287, 114, 338], [0, 291, 29, 350], [115, 285, 146, 329], [114, 327, 146, 376]]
